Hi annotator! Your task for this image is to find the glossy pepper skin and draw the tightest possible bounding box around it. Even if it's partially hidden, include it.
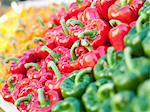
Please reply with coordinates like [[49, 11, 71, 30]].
[[55, 19, 78, 48], [28, 88, 61, 112], [108, 0, 144, 24], [52, 97, 82, 112], [77, 45, 108, 68], [60, 67, 93, 98], [95, 0, 116, 20], [82, 78, 115, 112], [65, 0, 91, 21], [94, 47, 124, 80], [112, 47, 150, 91], [78, 19, 111, 48], [109, 20, 130, 51], [45, 61, 67, 94], [81, 0, 101, 23], [111, 91, 135, 112], [1, 74, 24, 102]]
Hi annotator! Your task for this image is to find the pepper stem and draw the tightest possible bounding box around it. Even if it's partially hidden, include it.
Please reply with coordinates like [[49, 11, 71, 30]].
[[121, 0, 127, 7], [66, 19, 85, 28], [109, 19, 122, 27], [136, 14, 147, 33], [106, 47, 116, 68], [70, 40, 81, 61], [124, 47, 133, 70], [60, 19, 69, 36], [62, 2, 69, 12], [7, 77, 16, 92], [38, 88, 50, 108], [41, 46, 60, 64], [91, 0, 97, 7], [24, 62, 41, 71], [81, 39, 93, 51], [0, 55, 5, 59], [33, 37, 46, 44], [75, 67, 92, 84], [36, 16, 46, 28], [0, 78, 5, 83], [78, 30, 99, 40], [4, 57, 19, 64], [15, 94, 32, 107], [48, 61, 62, 80]]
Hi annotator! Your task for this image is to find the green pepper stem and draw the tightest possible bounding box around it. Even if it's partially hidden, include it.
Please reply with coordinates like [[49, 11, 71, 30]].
[[91, 0, 97, 7], [33, 37, 46, 44], [48, 23, 56, 28], [48, 61, 62, 80], [136, 14, 147, 33], [0, 55, 5, 59], [81, 39, 93, 51], [38, 88, 50, 108], [8, 77, 16, 92], [109, 19, 122, 27], [106, 47, 116, 67], [0, 78, 5, 83], [4, 57, 19, 64], [121, 0, 127, 7], [70, 40, 81, 61], [24, 62, 41, 71], [15, 94, 32, 107], [66, 19, 85, 28], [36, 16, 46, 28], [62, 2, 69, 12], [77, 0, 83, 5], [60, 19, 69, 36], [78, 30, 99, 40], [124, 47, 133, 70], [41, 46, 60, 64], [75, 67, 92, 84]]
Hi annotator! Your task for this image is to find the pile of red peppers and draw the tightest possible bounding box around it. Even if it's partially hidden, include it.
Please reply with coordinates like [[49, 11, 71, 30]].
[[1, 0, 145, 111]]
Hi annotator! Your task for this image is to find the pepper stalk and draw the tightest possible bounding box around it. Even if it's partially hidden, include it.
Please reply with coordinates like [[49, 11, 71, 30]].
[[38, 88, 50, 108]]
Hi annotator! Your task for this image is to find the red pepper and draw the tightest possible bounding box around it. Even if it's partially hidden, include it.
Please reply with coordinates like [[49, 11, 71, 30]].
[[1, 74, 24, 103], [28, 88, 61, 112], [55, 19, 78, 48], [95, 0, 116, 21], [108, 0, 144, 24], [64, 0, 91, 21], [76, 40, 108, 68], [24, 61, 53, 85], [45, 61, 67, 94], [79, 0, 101, 23], [33, 37, 56, 50], [49, 7, 67, 25], [75, 46, 88, 57], [109, 19, 131, 51], [12, 79, 42, 101], [66, 19, 85, 39], [78, 19, 111, 49], [6, 50, 40, 74]]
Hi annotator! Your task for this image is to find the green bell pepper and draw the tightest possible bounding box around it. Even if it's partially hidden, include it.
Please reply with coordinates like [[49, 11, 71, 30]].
[[52, 97, 82, 112], [124, 26, 149, 56], [111, 91, 135, 112], [132, 79, 150, 112], [82, 78, 115, 112], [94, 47, 124, 80], [112, 47, 150, 91], [137, 79, 150, 99], [142, 29, 150, 57], [60, 67, 93, 98]]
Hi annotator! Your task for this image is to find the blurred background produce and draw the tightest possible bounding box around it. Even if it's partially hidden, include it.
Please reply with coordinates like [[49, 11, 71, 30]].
[[0, 0, 65, 88]]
